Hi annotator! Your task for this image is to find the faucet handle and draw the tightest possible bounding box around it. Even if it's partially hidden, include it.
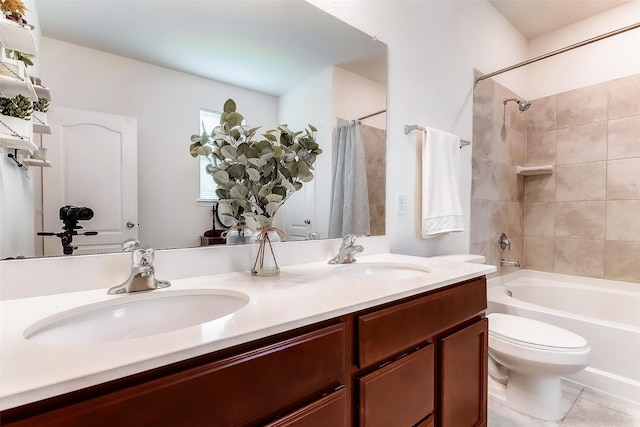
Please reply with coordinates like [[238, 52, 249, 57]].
[[122, 238, 142, 252], [132, 247, 154, 268], [342, 234, 359, 246]]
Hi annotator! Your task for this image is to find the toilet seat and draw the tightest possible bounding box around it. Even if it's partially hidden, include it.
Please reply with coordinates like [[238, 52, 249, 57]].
[[488, 313, 589, 352]]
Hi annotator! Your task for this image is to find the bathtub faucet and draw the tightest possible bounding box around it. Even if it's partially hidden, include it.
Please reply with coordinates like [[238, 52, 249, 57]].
[[500, 259, 521, 267]]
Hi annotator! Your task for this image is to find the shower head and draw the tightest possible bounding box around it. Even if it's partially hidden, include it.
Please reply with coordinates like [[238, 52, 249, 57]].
[[503, 98, 531, 112]]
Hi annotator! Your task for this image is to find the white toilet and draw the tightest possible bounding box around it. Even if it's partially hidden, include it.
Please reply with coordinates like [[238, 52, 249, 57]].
[[429, 254, 592, 421], [487, 313, 591, 420]]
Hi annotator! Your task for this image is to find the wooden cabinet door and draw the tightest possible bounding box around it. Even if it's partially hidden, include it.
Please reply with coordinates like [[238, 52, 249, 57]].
[[357, 278, 486, 367], [439, 318, 488, 427], [6, 323, 346, 427], [358, 345, 434, 427], [265, 387, 347, 427]]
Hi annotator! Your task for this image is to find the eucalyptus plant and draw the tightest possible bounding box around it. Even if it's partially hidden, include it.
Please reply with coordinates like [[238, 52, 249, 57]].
[[190, 99, 322, 228], [0, 94, 32, 119]]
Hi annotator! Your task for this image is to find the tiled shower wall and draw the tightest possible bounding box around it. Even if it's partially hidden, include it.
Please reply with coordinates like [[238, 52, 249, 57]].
[[471, 74, 526, 278], [471, 73, 640, 284]]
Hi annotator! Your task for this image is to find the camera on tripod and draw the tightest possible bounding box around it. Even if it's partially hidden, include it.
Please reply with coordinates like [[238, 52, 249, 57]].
[[38, 205, 98, 255], [59, 205, 94, 222]]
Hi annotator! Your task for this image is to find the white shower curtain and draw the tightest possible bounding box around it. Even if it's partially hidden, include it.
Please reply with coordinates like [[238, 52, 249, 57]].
[[329, 120, 371, 238]]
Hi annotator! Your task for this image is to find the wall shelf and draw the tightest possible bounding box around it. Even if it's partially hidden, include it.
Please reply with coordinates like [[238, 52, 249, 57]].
[[0, 18, 38, 55], [0, 134, 37, 152], [516, 165, 554, 176], [22, 157, 51, 167]]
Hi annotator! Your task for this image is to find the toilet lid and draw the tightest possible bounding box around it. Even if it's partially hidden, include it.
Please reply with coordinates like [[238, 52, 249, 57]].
[[488, 313, 588, 351]]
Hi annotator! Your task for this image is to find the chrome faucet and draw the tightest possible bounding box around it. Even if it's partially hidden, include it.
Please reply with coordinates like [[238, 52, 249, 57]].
[[328, 234, 364, 264], [107, 239, 171, 295]]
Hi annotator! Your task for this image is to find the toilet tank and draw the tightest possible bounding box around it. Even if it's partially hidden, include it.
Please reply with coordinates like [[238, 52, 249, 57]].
[[429, 254, 486, 264]]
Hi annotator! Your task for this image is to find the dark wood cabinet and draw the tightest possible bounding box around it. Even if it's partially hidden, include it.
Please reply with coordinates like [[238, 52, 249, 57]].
[[358, 345, 434, 427], [439, 318, 488, 427], [2, 277, 487, 427]]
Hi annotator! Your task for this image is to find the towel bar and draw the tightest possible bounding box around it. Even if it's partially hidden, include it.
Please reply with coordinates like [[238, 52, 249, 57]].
[[404, 124, 471, 148]]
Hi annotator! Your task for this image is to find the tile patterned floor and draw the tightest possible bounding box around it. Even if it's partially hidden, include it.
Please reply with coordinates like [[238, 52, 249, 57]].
[[488, 377, 640, 426]]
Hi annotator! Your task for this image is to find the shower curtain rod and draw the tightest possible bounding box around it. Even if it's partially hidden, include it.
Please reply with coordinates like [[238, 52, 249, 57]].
[[475, 22, 640, 85], [357, 109, 386, 121]]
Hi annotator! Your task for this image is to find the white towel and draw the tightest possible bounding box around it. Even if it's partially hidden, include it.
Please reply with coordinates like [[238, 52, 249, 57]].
[[421, 127, 465, 238]]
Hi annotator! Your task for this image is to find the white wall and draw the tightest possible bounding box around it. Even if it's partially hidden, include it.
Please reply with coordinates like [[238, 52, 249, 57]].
[[525, 1, 640, 100], [38, 38, 278, 250], [308, 0, 528, 256]]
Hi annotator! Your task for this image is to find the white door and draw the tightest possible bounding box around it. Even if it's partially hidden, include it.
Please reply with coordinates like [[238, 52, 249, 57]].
[[284, 181, 316, 241], [42, 107, 138, 255]]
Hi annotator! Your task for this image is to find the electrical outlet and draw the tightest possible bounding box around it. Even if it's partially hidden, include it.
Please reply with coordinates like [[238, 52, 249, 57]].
[[397, 193, 408, 215]]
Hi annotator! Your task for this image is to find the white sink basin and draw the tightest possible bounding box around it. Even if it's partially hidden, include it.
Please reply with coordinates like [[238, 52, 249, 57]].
[[24, 289, 250, 345], [332, 262, 431, 280]]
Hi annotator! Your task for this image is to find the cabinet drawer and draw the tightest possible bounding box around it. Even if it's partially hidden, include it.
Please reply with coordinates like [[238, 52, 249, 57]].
[[358, 345, 434, 427], [357, 278, 486, 367], [8, 323, 346, 427], [265, 387, 347, 427]]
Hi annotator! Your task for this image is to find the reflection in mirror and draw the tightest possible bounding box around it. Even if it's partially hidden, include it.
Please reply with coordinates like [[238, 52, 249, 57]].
[[0, 0, 387, 259]]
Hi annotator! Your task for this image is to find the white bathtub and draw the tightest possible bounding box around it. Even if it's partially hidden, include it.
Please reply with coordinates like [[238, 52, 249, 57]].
[[487, 270, 640, 404]]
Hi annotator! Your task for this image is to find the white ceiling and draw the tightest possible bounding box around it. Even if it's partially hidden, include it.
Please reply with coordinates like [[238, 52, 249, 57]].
[[33, 1, 632, 96], [33, 0, 387, 96], [490, 0, 633, 40]]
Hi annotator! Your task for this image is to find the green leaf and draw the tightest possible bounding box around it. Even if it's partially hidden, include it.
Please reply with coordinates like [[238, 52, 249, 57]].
[[265, 202, 281, 216], [223, 99, 236, 113], [213, 170, 230, 186], [265, 193, 283, 203], [247, 168, 261, 181], [308, 124, 317, 132], [230, 184, 249, 199], [221, 145, 237, 159], [228, 164, 246, 179]]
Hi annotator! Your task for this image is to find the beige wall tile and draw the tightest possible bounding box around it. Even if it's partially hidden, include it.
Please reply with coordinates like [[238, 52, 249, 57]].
[[504, 99, 527, 134], [472, 113, 494, 160], [471, 157, 498, 201], [506, 201, 524, 237], [470, 199, 492, 243], [554, 238, 605, 278], [607, 158, 640, 200], [524, 236, 554, 272], [524, 173, 556, 203], [524, 202, 555, 237], [555, 201, 605, 239], [609, 73, 640, 119], [556, 122, 607, 165], [605, 240, 640, 283], [473, 75, 494, 119], [558, 82, 608, 128], [606, 200, 640, 241], [608, 115, 640, 160], [527, 95, 557, 134], [506, 128, 526, 166], [526, 130, 556, 166], [556, 162, 606, 201]]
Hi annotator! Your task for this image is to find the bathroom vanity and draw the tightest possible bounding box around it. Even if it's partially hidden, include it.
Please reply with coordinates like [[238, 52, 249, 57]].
[[0, 252, 493, 426]]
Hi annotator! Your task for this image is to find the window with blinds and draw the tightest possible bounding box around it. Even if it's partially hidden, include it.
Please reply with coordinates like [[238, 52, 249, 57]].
[[198, 109, 221, 201]]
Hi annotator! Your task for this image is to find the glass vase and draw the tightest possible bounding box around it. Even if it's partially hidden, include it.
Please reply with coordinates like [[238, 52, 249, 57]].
[[250, 222, 283, 277], [224, 224, 254, 245]]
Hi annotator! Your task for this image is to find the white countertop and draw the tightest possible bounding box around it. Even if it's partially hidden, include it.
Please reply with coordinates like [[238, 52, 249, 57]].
[[0, 253, 495, 411]]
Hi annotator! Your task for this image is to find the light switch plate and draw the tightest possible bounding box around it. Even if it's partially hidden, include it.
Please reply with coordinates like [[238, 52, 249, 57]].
[[397, 193, 408, 215]]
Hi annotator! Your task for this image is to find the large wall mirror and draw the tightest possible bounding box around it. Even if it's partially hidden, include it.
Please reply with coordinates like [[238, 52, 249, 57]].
[[5, 0, 387, 258]]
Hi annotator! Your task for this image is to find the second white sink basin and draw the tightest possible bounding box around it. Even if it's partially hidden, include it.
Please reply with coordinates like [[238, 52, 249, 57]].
[[24, 289, 250, 345], [332, 262, 431, 280]]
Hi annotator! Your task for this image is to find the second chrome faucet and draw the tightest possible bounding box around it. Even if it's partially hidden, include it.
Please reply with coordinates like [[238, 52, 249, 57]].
[[107, 239, 171, 295], [328, 235, 364, 264]]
